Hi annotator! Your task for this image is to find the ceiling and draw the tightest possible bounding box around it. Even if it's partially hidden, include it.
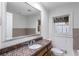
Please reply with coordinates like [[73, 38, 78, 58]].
[[7, 2, 73, 15], [7, 2, 40, 16], [40, 2, 72, 11]]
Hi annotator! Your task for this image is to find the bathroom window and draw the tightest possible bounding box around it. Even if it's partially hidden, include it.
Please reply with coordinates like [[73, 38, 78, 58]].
[[55, 22, 69, 33], [54, 15, 69, 34]]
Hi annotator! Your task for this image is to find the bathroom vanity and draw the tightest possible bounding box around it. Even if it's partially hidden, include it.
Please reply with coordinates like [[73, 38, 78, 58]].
[[33, 39, 52, 56], [0, 2, 52, 56], [0, 37, 52, 56]]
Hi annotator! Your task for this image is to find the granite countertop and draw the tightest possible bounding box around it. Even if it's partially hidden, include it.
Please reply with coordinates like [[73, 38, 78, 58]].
[[1, 39, 51, 56]]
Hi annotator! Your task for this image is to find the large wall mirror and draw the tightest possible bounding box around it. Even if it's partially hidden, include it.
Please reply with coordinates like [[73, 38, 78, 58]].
[[5, 2, 41, 41]]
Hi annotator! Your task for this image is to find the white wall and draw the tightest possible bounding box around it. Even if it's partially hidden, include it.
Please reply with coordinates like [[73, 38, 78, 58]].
[[1, 2, 7, 46], [0, 3, 1, 49], [73, 4, 79, 28], [0, 2, 8, 49], [40, 4, 49, 39], [49, 3, 76, 56]]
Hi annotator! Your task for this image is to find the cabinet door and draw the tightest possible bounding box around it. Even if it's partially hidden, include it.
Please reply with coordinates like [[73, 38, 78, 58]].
[[37, 48, 47, 56], [44, 51, 51, 56]]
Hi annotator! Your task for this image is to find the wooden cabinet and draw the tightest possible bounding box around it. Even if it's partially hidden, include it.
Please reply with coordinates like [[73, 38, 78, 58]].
[[37, 47, 47, 56], [44, 50, 51, 56]]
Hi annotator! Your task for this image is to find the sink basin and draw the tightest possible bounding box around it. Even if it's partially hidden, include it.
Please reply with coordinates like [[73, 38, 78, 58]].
[[28, 44, 42, 49]]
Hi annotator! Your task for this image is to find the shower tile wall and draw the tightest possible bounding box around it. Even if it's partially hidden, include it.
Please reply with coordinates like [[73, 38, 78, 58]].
[[73, 28, 79, 50]]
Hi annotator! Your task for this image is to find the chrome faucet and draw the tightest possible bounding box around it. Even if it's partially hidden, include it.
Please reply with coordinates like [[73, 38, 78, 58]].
[[29, 40, 35, 45]]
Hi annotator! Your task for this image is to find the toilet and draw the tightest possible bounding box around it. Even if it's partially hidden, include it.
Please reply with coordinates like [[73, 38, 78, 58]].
[[51, 48, 64, 56]]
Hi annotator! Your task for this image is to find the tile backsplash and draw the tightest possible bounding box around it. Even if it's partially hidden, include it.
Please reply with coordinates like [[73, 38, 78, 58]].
[[73, 28, 79, 50]]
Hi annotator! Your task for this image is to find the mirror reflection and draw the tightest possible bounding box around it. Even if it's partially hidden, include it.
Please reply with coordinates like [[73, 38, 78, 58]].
[[6, 2, 41, 40]]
